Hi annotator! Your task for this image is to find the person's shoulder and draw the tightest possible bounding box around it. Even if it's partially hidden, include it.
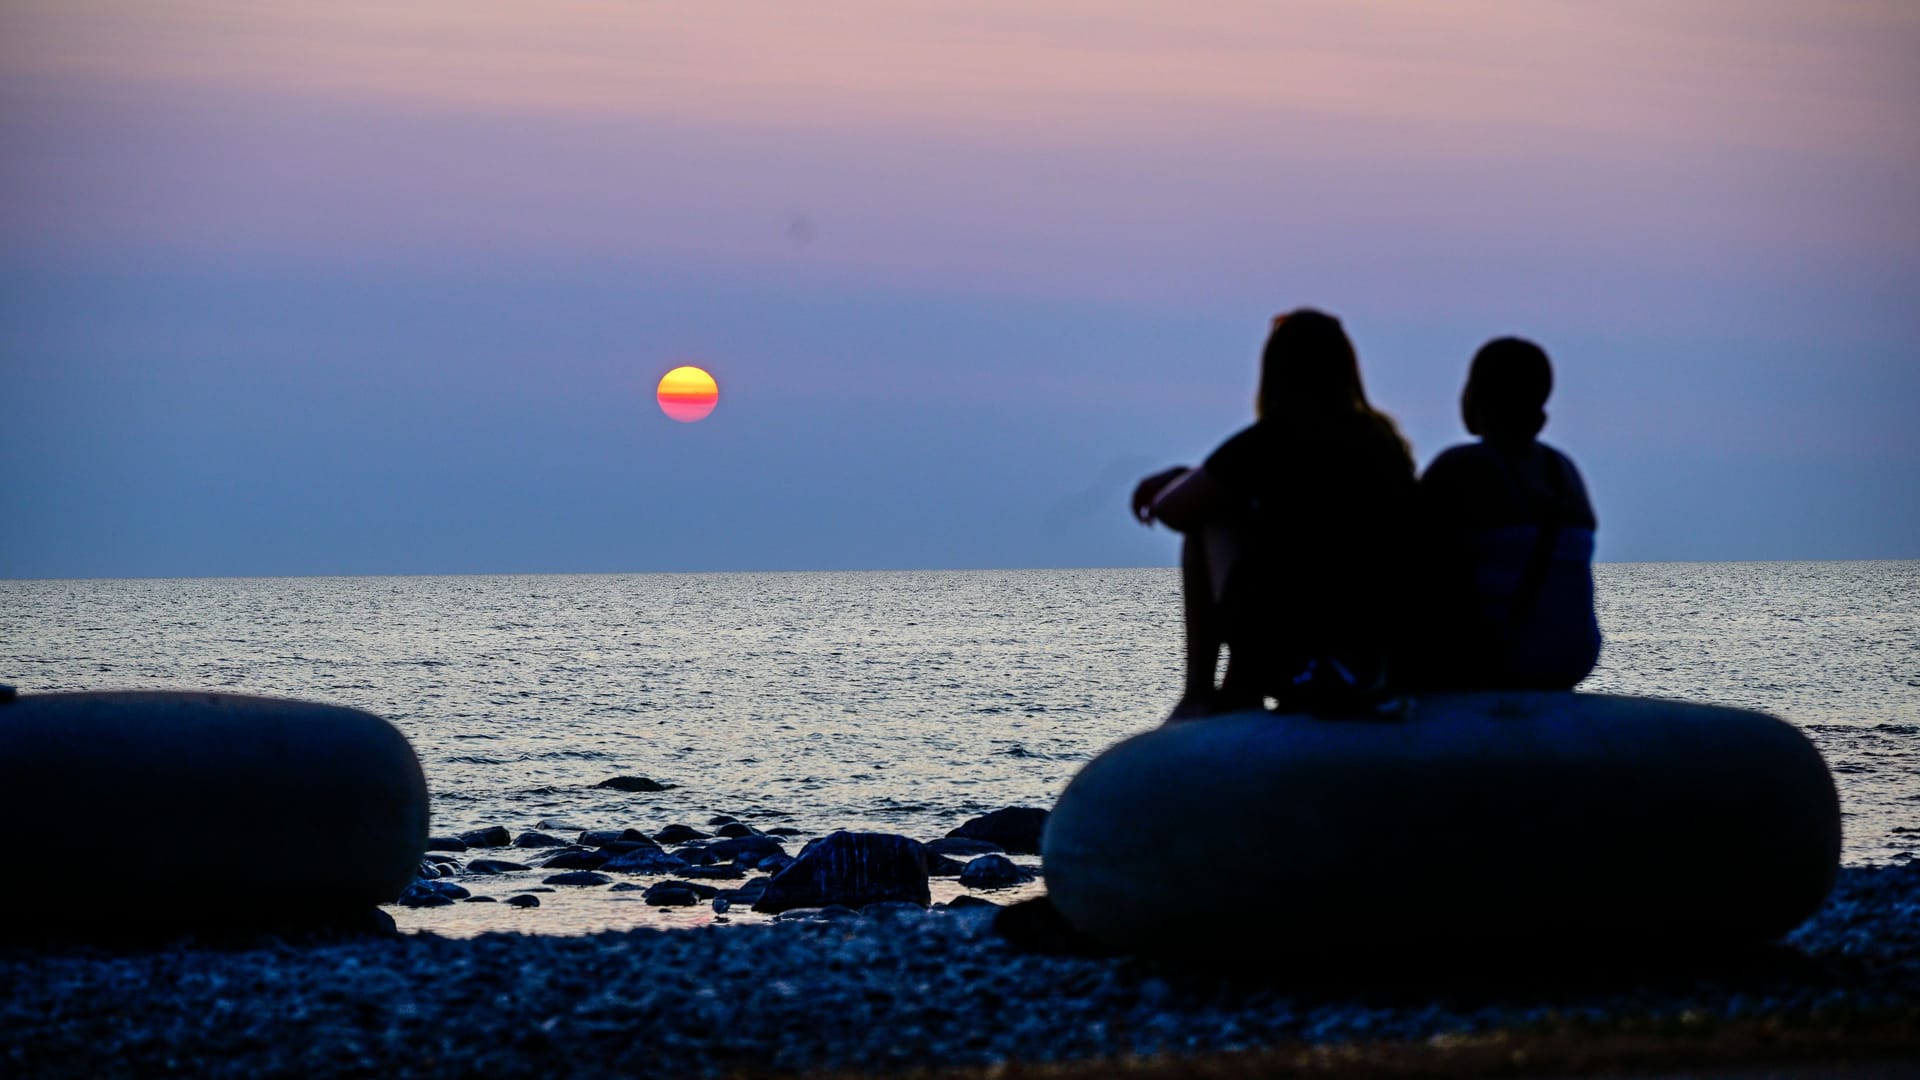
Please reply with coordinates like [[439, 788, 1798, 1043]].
[[1202, 421, 1271, 479], [1422, 441, 1500, 480], [1536, 441, 1585, 475], [1537, 441, 1598, 525]]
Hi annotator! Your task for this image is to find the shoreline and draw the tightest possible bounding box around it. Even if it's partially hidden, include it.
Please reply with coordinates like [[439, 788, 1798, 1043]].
[[6, 863, 1915, 1078]]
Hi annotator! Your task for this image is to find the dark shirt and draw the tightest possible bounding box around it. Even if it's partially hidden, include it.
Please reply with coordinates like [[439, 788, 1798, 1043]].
[[1417, 439, 1601, 690], [1202, 415, 1418, 684]]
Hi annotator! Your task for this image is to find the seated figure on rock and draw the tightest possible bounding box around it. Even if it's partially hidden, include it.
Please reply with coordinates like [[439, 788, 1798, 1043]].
[[1413, 337, 1601, 690], [1132, 309, 1418, 719]]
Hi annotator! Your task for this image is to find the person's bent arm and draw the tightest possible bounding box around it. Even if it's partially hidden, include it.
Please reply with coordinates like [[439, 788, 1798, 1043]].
[[1148, 466, 1229, 533], [1131, 466, 1191, 524]]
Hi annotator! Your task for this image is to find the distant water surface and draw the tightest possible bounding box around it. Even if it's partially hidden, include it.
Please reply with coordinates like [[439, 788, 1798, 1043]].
[[5, 562, 1915, 934]]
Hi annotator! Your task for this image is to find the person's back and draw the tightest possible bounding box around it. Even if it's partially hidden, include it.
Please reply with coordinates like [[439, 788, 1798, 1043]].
[[1417, 338, 1600, 690], [1209, 410, 1417, 701]]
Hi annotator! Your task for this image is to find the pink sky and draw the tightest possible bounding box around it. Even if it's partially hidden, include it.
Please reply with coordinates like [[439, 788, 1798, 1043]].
[[4, 1, 1914, 315]]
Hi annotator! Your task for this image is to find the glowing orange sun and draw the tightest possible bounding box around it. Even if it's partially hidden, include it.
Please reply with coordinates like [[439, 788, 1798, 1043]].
[[657, 365, 719, 423]]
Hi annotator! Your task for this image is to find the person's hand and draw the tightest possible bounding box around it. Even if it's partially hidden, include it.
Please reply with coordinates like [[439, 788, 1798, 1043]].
[[1131, 466, 1191, 524]]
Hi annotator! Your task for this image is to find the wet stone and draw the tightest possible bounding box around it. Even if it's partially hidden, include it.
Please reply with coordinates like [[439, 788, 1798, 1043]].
[[543, 871, 612, 887], [504, 894, 540, 908], [945, 808, 1048, 855], [602, 848, 688, 875], [654, 824, 710, 844], [466, 859, 532, 875], [708, 835, 785, 865], [457, 826, 513, 849], [958, 854, 1035, 890], [540, 849, 610, 871], [512, 831, 566, 849], [682, 864, 745, 880], [424, 836, 469, 853], [715, 822, 754, 839], [752, 830, 931, 914], [925, 837, 1004, 859], [644, 882, 702, 907], [580, 828, 654, 848], [926, 853, 966, 877], [596, 776, 672, 793]]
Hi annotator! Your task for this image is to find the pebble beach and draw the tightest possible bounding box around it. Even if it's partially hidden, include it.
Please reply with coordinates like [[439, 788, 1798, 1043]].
[[5, 857, 1918, 1078]]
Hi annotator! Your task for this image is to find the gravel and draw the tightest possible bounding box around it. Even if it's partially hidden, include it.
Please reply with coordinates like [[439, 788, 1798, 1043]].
[[4, 862, 1916, 1078]]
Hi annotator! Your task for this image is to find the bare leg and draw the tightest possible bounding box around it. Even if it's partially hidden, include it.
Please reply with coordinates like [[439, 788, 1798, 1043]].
[[1170, 532, 1223, 717], [1168, 524, 1266, 723]]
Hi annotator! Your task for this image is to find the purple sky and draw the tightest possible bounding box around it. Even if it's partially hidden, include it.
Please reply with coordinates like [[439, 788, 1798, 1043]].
[[3, 2, 1916, 575]]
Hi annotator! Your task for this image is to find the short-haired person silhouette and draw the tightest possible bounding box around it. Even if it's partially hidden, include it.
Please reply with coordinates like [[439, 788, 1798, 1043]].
[[1415, 337, 1601, 690], [1133, 310, 1417, 720]]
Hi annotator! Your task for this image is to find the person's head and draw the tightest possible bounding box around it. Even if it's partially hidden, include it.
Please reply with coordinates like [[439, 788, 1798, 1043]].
[[1256, 308, 1374, 425], [1462, 336, 1552, 440]]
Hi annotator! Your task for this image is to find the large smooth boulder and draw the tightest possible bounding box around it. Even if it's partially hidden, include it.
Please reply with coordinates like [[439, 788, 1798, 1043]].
[[1043, 693, 1840, 959], [752, 831, 931, 913], [0, 690, 428, 931]]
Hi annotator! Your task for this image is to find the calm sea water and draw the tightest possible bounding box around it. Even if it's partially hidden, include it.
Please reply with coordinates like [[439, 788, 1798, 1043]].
[[5, 562, 1916, 935]]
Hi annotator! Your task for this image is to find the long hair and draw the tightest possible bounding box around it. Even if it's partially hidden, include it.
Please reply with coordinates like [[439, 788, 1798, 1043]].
[[1256, 308, 1408, 456]]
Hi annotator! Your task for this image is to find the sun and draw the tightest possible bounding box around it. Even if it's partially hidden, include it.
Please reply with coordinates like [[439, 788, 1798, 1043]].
[[656, 365, 719, 423]]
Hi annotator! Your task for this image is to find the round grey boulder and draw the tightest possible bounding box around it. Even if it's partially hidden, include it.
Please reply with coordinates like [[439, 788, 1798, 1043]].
[[0, 690, 428, 932], [1043, 692, 1840, 960]]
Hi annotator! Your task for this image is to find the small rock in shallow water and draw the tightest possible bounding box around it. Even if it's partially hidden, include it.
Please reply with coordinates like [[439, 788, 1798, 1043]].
[[946, 808, 1048, 855], [504, 894, 540, 908], [580, 828, 655, 848], [926, 837, 1004, 858], [465, 858, 532, 874], [462, 895, 497, 903], [535, 818, 587, 831], [423, 852, 461, 865], [712, 897, 730, 914], [397, 885, 455, 908], [715, 822, 754, 839], [654, 824, 710, 844], [682, 864, 744, 880], [944, 894, 999, 910], [543, 871, 612, 886], [425, 836, 469, 852], [644, 882, 702, 906], [925, 853, 966, 877], [672, 844, 718, 866], [596, 776, 671, 793], [541, 848, 610, 871], [958, 854, 1035, 889], [416, 860, 442, 880], [706, 814, 740, 827], [752, 830, 931, 913], [512, 831, 566, 848], [602, 848, 689, 875], [458, 826, 513, 848], [609, 882, 645, 892], [709, 835, 785, 865]]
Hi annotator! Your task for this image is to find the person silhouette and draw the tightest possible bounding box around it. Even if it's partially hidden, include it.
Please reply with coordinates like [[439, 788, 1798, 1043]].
[[1133, 310, 1417, 720], [1414, 337, 1601, 690]]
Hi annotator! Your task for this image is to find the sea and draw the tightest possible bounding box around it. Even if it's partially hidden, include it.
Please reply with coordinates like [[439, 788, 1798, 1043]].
[[5, 562, 1917, 936]]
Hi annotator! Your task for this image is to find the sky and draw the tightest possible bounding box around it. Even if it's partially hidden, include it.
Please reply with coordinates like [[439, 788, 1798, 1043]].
[[2, 1, 1916, 577]]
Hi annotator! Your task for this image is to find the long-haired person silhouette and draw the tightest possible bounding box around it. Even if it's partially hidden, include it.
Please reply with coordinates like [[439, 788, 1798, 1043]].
[[1132, 309, 1417, 719]]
